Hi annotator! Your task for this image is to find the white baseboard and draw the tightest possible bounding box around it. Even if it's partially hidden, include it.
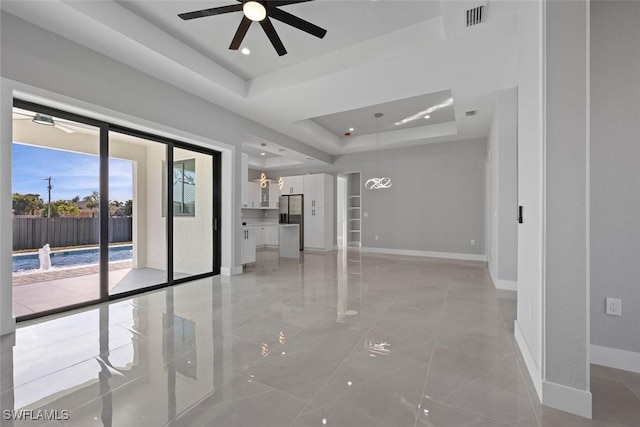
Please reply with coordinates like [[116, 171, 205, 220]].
[[489, 269, 517, 291], [495, 279, 517, 291], [542, 380, 592, 419], [360, 247, 486, 262], [591, 344, 640, 373], [220, 265, 243, 276], [514, 320, 542, 400]]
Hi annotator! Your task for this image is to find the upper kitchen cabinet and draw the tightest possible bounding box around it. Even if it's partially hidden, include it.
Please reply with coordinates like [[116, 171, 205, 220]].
[[247, 181, 261, 208], [241, 153, 249, 207], [269, 182, 280, 209], [303, 173, 332, 208], [281, 175, 304, 195]]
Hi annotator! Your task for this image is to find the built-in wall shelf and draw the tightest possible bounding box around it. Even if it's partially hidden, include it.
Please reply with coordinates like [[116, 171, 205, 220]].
[[345, 172, 361, 248]]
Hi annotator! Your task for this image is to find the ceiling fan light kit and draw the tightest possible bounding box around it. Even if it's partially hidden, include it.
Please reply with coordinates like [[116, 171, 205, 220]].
[[243, 1, 267, 21], [178, 0, 327, 56]]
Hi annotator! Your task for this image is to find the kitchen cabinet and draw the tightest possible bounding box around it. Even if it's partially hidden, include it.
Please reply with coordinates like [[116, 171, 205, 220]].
[[303, 173, 332, 208], [241, 228, 256, 264], [304, 207, 326, 249], [255, 227, 265, 247], [247, 182, 261, 208], [281, 175, 304, 195], [269, 183, 280, 209], [241, 153, 249, 207]]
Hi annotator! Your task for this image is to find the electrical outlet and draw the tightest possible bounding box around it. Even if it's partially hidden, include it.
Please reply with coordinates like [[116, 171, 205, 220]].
[[375, 235, 379, 241], [470, 239, 476, 245], [606, 298, 622, 316], [363, 212, 369, 218]]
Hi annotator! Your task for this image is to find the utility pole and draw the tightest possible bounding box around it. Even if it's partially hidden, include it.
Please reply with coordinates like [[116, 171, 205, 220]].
[[45, 176, 52, 218]]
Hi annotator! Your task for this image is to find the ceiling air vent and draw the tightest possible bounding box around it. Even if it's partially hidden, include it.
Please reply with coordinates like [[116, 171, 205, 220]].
[[465, 110, 478, 117], [466, 3, 487, 27]]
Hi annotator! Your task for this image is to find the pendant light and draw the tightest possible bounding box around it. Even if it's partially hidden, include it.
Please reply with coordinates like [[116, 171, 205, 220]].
[[364, 113, 392, 190]]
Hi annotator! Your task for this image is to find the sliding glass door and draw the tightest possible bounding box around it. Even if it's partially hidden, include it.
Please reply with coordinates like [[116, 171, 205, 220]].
[[12, 100, 221, 320], [171, 145, 214, 280], [108, 131, 168, 296], [12, 106, 102, 316]]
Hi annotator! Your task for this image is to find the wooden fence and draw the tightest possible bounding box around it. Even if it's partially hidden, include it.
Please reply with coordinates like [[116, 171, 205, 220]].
[[12, 217, 132, 251]]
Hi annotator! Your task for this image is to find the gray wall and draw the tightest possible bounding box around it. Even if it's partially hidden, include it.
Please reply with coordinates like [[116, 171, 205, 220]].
[[276, 138, 487, 257], [544, 0, 589, 391], [590, 1, 640, 353], [488, 88, 518, 285]]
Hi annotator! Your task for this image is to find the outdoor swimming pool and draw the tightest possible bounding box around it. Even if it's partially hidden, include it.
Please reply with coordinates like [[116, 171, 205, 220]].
[[13, 245, 133, 273]]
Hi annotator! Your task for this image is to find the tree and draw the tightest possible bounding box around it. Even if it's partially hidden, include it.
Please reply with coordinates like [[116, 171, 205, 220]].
[[12, 193, 44, 216], [83, 191, 100, 217], [41, 200, 80, 217], [109, 200, 125, 217], [124, 199, 133, 216], [71, 195, 81, 203]]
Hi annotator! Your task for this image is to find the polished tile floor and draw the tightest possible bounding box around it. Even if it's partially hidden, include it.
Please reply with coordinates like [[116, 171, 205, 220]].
[[1, 249, 639, 426]]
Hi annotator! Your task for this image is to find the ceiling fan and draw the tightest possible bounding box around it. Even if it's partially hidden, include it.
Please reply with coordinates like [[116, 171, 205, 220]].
[[178, 0, 327, 56], [13, 111, 76, 133]]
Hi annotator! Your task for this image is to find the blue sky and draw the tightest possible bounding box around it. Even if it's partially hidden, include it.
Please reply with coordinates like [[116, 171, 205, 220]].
[[12, 143, 133, 202]]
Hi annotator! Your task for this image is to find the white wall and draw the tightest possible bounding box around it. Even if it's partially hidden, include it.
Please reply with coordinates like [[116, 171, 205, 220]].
[[543, 0, 590, 416], [516, 0, 592, 418], [487, 87, 518, 291], [514, 0, 545, 400], [276, 138, 487, 260], [590, 1, 640, 368]]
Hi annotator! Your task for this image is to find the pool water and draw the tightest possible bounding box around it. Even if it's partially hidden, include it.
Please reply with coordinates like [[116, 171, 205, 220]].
[[13, 245, 133, 273]]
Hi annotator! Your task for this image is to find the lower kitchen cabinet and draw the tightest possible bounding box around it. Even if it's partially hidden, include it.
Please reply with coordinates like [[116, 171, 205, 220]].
[[241, 228, 256, 264]]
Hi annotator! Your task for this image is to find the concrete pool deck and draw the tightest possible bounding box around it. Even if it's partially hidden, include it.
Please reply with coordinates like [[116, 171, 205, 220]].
[[12, 261, 132, 316]]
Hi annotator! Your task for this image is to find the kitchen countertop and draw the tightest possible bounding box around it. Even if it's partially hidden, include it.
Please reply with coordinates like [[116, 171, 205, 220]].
[[242, 223, 298, 229]]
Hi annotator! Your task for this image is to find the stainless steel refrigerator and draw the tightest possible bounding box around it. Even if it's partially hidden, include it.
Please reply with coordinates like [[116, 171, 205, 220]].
[[279, 194, 304, 250]]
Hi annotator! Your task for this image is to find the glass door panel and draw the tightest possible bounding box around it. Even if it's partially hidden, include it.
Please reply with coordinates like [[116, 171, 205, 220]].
[[109, 131, 167, 296], [172, 146, 213, 279], [12, 107, 101, 316]]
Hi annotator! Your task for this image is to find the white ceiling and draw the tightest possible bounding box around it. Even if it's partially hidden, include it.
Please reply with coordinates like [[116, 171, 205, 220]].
[[1, 0, 521, 169]]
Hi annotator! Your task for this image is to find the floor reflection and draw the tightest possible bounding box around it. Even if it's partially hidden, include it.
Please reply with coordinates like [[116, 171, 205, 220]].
[[1, 249, 639, 426]]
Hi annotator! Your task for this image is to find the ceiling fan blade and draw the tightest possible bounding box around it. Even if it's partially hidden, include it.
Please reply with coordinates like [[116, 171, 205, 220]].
[[270, 0, 316, 6], [260, 17, 287, 56], [178, 4, 243, 20], [269, 8, 327, 39], [229, 16, 252, 50]]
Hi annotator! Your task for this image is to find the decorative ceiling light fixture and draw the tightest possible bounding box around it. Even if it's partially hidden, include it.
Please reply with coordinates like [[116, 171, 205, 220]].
[[260, 172, 268, 188], [278, 177, 284, 190], [365, 113, 392, 190]]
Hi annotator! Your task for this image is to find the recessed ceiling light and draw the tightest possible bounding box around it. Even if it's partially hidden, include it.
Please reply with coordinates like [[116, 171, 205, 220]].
[[348, 127, 354, 132], [424, 115, 431, 119], [261, 152, 266, 156], [241, 47, 251, 55]]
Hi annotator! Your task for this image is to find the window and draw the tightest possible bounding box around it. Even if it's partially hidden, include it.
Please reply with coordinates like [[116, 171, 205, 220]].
[[173, 159, 196, 216]]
